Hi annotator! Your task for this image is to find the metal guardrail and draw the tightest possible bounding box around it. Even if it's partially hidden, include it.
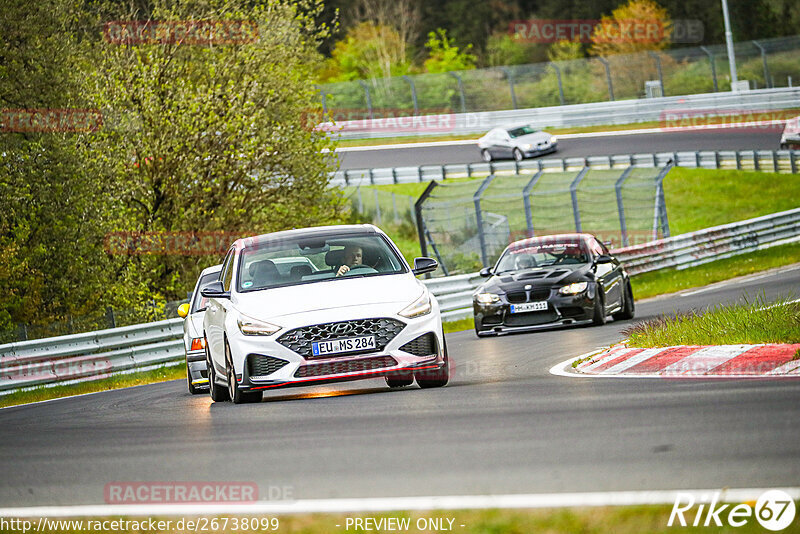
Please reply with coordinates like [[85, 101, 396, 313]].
[[2, 210, 798, 395], [328, 86, 800, 140], [332, 149, 799, 187], [0, 319, 183, 394]]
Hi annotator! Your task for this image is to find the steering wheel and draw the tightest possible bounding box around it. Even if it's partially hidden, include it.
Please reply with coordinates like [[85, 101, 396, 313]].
[[342, 264, 378, 275]]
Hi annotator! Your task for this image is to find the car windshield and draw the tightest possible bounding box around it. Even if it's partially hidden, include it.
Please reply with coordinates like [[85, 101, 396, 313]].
[[237, 233, 406, 292], [190, 271, 220, 313], [495, 239, 590, 272], [507, 126, 538, 138]]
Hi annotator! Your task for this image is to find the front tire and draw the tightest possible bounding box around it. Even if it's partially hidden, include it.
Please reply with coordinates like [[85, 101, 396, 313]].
[[415, 336, 450, 388], [226, 341, 261, 404], [481, 149, 492, 162], [186, 359, 201, 395], [385, 372, 414, 388], [592, 290, 607, 326], [513, 148, 524, 162], [206, 337, 229, 402], [612, 281, 635, 321]]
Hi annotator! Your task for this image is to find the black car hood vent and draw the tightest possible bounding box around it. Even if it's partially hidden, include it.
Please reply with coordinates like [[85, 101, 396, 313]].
[[546, 270, 569, 278], [517, 271, 547, 280]]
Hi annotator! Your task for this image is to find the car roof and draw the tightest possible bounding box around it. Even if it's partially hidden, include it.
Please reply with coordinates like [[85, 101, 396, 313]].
[[233, 224, 382, 251]]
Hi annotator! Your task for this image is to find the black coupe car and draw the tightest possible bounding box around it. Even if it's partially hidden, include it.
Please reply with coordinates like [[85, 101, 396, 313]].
[[473, 233, 634, 336]]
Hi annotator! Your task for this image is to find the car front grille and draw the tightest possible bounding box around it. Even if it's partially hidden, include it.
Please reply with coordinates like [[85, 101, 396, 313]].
[[277, 318, 406, 358], [248, 354, 290, 378], [294, 356, 398, 378], [399, 333, 437, 357], [506, 288, 551, 303]]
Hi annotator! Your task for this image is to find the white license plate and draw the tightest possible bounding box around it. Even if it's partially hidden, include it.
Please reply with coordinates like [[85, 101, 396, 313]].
[[312, 335, 376, 356], [510, 301, 548, 314]]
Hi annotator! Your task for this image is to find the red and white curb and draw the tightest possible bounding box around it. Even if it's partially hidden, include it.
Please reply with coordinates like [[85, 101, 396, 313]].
[[551, 344, 800, 379]]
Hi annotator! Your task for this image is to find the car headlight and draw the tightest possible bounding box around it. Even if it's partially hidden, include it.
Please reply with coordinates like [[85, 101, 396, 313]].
[[522, 143, 533, 150], [237, 314, 281, 336], [474, 291, 501, 305], [559, 282, 588, 295], [399, 290, 432, 318], [550, 136, 558, 143]]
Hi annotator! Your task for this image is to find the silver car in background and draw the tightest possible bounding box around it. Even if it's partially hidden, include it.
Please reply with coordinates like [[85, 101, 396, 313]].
[[478, 125, 557, 162], [178, 264, 222, 394]]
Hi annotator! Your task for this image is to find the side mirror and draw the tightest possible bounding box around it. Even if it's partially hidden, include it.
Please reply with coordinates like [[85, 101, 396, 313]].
[[479, 267, 493, 277], [595, 254, 614, 265], [201, 280, 231, 299], [412, 257, 438, 276], [177, 303, 190, 318]]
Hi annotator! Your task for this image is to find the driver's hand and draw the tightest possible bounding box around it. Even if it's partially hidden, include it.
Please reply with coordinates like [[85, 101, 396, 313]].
[[336, 265, 350, 277]]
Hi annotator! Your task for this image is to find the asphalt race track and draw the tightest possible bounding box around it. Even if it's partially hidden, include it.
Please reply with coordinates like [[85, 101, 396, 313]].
[[1, 265, 799, 508], [335, 126, 784, 170]]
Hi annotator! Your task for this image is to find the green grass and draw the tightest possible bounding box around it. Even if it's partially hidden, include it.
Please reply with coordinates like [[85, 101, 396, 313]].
[[664, 167, 800, 235], [0, 364, 186, 409], [631, 242, 800, 299], [443, 316, 474, 334], [5, 505, 798, 533], [625, 296, 800, 347]]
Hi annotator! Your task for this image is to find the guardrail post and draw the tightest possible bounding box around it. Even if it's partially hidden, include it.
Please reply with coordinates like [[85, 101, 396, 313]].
[[343, 169, 350, 186], [597, 57, 615, 101], [648, 52, 665, 97], [501, 67, 518, 109], [753, 41, 772, 88], [357, 80, 373, 121], [791, 151, 797, 173], [414, 181, 439, 261], [695, 151, 701, 167], [715, 151, 721, 168], [402, 75, 419, 115], [448, 72, 467, 113], [392, 167, 398, 184], [16, 323, 28, 341], [474, 174, 497, 267], [735, 150, 742, 170], [753, 150, 760, 171], [700, 46, 718, 92], [523, 170, 544, 237], [570, 167, 590, 232], [772, 150, 779, 172], [615, 166, 634, 247], [654, 161, 673, 239], [551, 63, 565, 105], [369, 168, 375, 185], [440, 164, 446, 180]]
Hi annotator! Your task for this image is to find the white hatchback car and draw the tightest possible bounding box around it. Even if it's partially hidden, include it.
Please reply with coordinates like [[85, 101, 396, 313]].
[[202, 225, 449, 403]]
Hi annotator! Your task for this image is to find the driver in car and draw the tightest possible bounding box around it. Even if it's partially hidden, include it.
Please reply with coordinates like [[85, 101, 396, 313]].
[[336, 245, 363, 276]]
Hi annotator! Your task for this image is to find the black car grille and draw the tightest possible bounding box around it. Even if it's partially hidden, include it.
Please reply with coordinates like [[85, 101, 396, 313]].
[[506, 287, 551, 303], [505, 310, 559, 327], [248, 354, 290, 377], [399, 333, 437, 357], [277, 318, 405, 358], [294, 356, 398, 378]]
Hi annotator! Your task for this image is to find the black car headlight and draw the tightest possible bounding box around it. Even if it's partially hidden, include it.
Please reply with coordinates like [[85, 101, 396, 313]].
[[558, 282, 588, 295]]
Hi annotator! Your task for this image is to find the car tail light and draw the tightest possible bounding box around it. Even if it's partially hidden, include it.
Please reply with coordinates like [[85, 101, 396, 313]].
[[190, 338, 206, 351]]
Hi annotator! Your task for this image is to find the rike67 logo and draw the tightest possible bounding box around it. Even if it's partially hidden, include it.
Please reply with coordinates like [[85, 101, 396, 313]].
[[668, 490, 796, 531]]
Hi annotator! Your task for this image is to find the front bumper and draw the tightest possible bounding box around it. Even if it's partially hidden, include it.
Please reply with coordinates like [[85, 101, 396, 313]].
[[780, 133, 800, 146], [473, 287, 595, 335], [522, 143, 557, 157], [221, 304, 445, 393]]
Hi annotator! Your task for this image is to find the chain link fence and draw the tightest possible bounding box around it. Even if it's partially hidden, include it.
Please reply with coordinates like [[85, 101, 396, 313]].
[[416, 163, 672, 275], [320, 36, 800, 118]]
